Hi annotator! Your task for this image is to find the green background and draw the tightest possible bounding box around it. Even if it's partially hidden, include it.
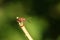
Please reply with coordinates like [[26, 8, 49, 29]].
[[0, 0, 60, 40]]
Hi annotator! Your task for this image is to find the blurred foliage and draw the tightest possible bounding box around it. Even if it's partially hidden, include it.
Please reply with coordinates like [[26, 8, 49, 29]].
[[0, 0, 60, 40]]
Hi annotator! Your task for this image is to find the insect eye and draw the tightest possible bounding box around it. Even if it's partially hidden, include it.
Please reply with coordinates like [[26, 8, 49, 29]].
[[17, 17, 25, 22], [20, 18, 25, 21]]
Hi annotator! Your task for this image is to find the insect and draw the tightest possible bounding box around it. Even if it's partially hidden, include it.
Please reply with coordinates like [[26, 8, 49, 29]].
[[17, 17, 32, 23], [17, 17, 26, 22], [16, 17, 33, 40]]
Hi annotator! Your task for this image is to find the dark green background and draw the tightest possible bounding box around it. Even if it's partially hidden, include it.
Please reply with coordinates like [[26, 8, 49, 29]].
[[0, 0, 60, 40]]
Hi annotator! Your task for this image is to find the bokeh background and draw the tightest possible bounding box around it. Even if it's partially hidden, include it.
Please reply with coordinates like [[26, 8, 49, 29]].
[[0, 0, 60, 40]]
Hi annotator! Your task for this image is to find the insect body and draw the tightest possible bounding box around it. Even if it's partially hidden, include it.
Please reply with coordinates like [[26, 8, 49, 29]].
[[17, 17, 25, 22], [16, 17, 33, 40]]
